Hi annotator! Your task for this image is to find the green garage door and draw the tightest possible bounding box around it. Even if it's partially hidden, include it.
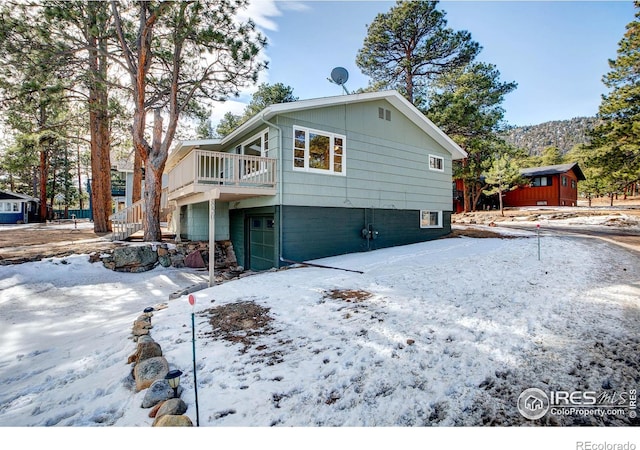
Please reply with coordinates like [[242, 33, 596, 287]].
[[248, 215, 275, 271]]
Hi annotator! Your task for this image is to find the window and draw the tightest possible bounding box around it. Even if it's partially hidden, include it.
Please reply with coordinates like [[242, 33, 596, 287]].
[[293, 126, 345, 175], [378, 107, 391, 121], [240, 129, 269, 177], [0, 202, 19, 212], [420, 210, 442, 228], [531, 176, 552, 187], [571, 180, 576, 189], [562, 176, 567, 186], [429, 155, 444, 172]]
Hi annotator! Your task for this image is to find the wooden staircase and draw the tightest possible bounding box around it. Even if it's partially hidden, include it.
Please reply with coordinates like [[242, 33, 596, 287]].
[[110, 198, 144, 241], [109, 188, 171, 241]]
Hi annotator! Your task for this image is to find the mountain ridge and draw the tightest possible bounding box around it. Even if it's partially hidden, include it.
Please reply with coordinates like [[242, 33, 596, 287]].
[[502, 116, 598, 156]]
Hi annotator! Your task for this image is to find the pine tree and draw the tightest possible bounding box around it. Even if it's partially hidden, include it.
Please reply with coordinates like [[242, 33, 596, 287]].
[[426, 62, 517, 211], [112, 0, 267, 241], [484, 153, 524, 216], [356, 0, 479, 106], [588, 1, 640, 198], [215, 83, 298, 137]]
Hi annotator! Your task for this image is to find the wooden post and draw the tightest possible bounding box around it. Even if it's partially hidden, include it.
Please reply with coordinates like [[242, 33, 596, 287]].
[[209, 197, 216, 287]]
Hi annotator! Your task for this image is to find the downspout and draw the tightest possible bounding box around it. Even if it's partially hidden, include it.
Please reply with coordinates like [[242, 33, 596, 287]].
[[260, 113, 285, 266]]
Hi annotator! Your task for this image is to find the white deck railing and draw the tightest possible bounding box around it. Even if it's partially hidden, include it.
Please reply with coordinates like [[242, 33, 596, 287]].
[[168, 150, 276, 196], [110, 198, 144, 241], [109, 188, 169, 241]]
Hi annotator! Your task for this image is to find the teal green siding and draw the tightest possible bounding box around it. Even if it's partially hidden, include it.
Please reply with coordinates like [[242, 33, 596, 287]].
[[230, 206, 279, 269], [229, 99, 452, 213], [189, 96, 458, 270], [179, 201, 229, 241], [230, 204, 450, 270], [280, 206, 451, 264]]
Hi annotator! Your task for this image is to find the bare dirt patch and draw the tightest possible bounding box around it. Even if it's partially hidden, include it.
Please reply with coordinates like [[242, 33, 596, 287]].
[[445, 227, 511, 239], [201, 301, 275, 352], [324, 289, 373, 303], [0, 221, 121, 265]]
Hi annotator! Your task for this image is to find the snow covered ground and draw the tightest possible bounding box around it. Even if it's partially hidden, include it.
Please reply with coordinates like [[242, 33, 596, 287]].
[[1, 217, 639, 447]]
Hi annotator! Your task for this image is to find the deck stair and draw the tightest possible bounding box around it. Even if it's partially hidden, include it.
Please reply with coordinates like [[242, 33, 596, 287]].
[[109, 198, 144, 241], [109, 188, 171, 241]]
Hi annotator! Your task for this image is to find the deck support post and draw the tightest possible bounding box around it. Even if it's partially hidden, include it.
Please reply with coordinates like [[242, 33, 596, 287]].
[[208, 197, 216, 287]]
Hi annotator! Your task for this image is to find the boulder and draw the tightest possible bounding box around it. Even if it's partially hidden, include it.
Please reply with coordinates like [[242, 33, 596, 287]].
[[170, 255, 185, 268], [106, 245, 158, 273], [149, 401, 165, 418], [134, 356, 169, 392], [155, 398, 188, 419], [141, 378, 181, 408], [158, 255, 172, 267], [132, 323, 151, 338], [152, 414, 193, 427], [127, 339, 162, 364], [184, 250, 206, 268]]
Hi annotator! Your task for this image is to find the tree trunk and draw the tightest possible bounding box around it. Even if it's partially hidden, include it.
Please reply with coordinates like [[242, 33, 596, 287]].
[[87, 2, 112, 232], [132, 149, 142, 203], [142, 110, 165, 242], [498, 187, 504, 216], [76, 141, 84, 211], [142, 158, 163, 241], [39, 147, 48, 220]]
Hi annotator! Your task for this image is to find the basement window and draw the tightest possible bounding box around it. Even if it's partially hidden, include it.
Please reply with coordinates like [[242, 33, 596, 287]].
[[420, 210, 443, 228]]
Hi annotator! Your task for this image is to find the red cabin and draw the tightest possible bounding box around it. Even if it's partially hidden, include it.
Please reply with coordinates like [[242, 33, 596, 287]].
[[503, 163, 586, 207]]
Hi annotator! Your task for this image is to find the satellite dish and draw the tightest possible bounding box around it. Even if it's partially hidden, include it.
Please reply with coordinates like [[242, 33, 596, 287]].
[[330, 67, 349, 85]]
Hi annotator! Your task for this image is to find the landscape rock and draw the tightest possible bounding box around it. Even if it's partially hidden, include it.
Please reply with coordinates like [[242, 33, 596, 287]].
[[132, 322, 151, 338], [134, 356, 169, 392], [155, 398, 188, 419], [104, 245, 158, 272], [184, 250, 206, 268], [158, 255, 172, 267], [149, 401, 165, 418], [152, 414, 193, 427], [127, 339, 162, 364], [141, 378, 181, 408]]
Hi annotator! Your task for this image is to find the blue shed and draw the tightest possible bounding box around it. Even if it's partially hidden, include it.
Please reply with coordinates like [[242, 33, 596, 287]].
[[0, 190, 39, 224]]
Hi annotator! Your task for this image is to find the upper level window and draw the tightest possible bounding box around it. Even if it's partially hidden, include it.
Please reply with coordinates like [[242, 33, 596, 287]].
[[562, 176, 568, 186], [429, 155, 444, 172], [240, 129, 268, 158], [531, 176, 552, 187], [571, 179, 576, 189], [293, 126, 345, 175], [240, 129, 269, 177]]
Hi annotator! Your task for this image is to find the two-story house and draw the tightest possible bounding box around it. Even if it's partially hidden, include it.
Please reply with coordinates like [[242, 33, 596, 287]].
[[164, 90, 466, 276]]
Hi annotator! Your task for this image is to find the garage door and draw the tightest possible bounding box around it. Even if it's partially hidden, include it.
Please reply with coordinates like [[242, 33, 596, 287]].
[[248, 215, 275, 271]]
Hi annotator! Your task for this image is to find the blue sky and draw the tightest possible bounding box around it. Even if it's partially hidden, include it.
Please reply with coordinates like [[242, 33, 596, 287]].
[[222, 0, 636, 127]]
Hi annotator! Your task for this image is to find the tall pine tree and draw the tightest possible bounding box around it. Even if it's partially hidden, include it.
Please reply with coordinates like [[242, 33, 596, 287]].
[[588, 1, 640, 199], [356, 0, 479, 106]]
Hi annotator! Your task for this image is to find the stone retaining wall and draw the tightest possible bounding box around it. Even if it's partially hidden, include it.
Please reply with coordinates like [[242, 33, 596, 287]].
[[97, 240, 241, 274]]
